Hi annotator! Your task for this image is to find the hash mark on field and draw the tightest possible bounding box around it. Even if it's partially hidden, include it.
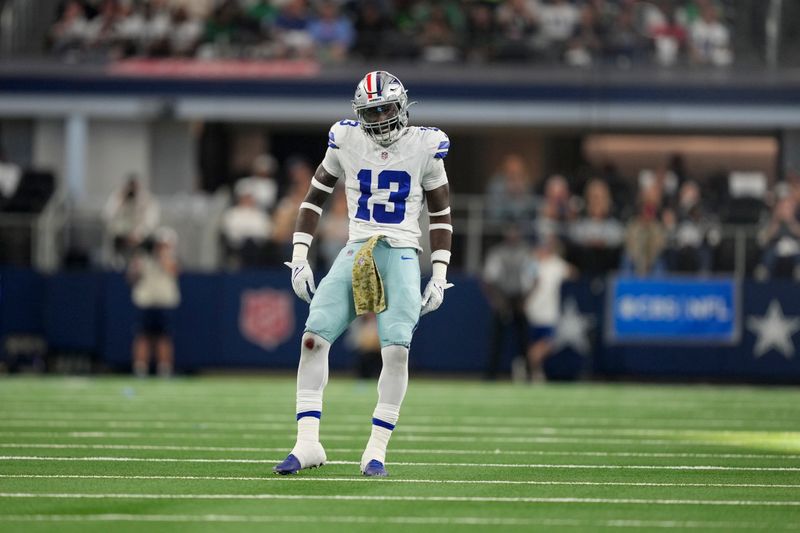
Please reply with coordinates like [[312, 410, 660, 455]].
[[1, 442, 798, 461], [2, 474, 799, 489], [1, 493, 799, 507], [2, 456, 800, 472], [0, 513, 796, 529]]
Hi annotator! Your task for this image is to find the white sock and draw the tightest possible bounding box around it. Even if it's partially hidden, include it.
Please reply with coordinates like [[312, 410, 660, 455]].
[[362, 345, 408, 466], [294, 333, 330, 445]]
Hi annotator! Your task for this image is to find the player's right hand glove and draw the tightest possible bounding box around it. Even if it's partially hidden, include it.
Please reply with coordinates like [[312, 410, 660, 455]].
[[284, 260, 316, 303], [420, 277, 453, 316]]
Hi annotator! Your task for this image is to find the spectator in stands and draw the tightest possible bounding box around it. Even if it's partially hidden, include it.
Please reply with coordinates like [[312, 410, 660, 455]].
[[204, 0, 245, 51], [639, 161, 680, 209], [246, 0, 279, 33], [221, 182, 273, 269], [565, 4, 602, 67], [114, 1, 145, 57], [482, 223, 531, 381], [756, 196, 800, 280], [103, 176, 160, 269], [486, 154, 537, 225], [352, 1, 390, 60], [128, 227, 180, 378], [688, 3, 732, 66], [139, 0, 172, 56], [308, 1, 354, 63], [272, 157, 313, 256], [50, 0, 91, 57], [417, 3, 462, 63], [622, 184, 667, 276], [569, 178, 624, 276], [84, 0, 121, 57], [665, 180, 712, 273], [650, 4, 688, 66], [385, 0, 423, 59], [318, 188, 349, 272], [0, 148, 22, 210], [464, 2, 496, 63], [495, 0, 538, 61], [535, 174, 576, 240], [523, 232, 575, 382], [604, 3, 647, 67], [169, 7, 203, 57], [236, 154, 279, 213], [537, 0, 580, 62], [273, 0, 314, 58]]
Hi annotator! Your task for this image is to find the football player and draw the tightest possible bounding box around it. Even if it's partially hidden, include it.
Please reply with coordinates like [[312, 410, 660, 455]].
[[274, 71, 453, 477]]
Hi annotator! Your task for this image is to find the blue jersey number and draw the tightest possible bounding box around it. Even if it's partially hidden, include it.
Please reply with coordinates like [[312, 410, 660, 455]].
[[355, 169, 411, 224]]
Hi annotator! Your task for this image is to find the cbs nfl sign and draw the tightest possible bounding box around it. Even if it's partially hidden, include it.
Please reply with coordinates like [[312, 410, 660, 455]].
[[607, 278, 739, 344]]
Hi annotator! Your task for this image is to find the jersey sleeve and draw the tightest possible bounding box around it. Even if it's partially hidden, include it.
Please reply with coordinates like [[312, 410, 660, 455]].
[[421, 129, 450, 191], [320, 121, 351, 179]]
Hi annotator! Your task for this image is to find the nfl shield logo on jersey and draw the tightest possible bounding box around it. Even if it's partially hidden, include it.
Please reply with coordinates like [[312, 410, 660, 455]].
[[240, 289, 295, 350], [381, 151, 389, 160]]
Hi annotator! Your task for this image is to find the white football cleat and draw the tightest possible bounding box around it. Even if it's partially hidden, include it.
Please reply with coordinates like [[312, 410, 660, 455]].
[[273, 442, 327, 475]]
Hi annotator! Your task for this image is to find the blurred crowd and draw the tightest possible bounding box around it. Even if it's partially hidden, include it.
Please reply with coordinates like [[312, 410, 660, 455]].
[[102, 153, 320, 272], [483, 154, 800, 281], [50, 0, 734, 67]]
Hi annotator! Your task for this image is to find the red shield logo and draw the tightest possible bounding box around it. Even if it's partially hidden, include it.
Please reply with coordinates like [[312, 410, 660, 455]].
[[240, 289, 295, 350]]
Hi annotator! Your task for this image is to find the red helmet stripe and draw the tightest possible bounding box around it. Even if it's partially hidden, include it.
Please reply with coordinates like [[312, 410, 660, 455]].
[[365, 72, 374, 99]]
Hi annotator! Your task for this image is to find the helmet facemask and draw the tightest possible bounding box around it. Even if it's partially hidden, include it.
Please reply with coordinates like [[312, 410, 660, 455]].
[[356, 102, 408, 146]]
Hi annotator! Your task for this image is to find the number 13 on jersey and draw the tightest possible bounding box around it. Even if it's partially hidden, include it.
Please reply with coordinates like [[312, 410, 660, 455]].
[[355, 169, 411, 224]]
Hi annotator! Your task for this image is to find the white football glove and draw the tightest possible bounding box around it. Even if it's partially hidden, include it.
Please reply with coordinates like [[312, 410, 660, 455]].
[[420, 277, 453, 316], [284, 260, 316, 303]]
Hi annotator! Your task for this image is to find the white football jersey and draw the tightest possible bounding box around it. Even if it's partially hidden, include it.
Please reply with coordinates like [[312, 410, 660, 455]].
[[321, 120, 449, 251]]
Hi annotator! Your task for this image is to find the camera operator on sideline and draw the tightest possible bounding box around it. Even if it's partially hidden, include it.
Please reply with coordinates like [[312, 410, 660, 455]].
[[127, 227, 181, 378]]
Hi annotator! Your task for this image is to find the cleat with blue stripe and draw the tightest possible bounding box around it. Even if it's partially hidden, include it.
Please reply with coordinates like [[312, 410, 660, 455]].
[[273, 454, 302, 475], [362, 459, 388, 477], [273, 443, 327, 475]]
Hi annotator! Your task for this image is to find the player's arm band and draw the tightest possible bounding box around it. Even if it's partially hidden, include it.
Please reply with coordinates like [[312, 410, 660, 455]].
[[429, 223, 453, 232], [300, 202, 323, 215], [428, 207, 451, 217], [311, 177, 334, 194], [292, 232, 313, 261], [431, 251, 449, 280], [431, 250, 451, 265]]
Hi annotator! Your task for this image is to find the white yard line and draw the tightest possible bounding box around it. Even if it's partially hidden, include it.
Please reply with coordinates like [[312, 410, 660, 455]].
[[1, 392, 793, 410], [1, 455, 799, 471], [0, 430, 791, 449], [2, 419, 798, 441], [0, 442, 797, 460], [1, 411, 796, 429], [0, 513, 794, 529], [2, 474, 798, 489], [0, 514, 791, 530], [1, 492, 798, 507]]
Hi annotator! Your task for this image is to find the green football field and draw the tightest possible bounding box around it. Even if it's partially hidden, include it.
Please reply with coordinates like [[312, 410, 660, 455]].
[[0, 376, 798, 532]]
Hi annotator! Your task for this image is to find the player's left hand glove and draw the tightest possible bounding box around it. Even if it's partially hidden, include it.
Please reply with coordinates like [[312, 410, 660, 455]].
[[420, 277, 453, 316], [284, 260, 316, 304]]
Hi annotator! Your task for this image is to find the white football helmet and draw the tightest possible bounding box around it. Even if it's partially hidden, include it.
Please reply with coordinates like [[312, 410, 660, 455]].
[[352, 71, 411, 146]]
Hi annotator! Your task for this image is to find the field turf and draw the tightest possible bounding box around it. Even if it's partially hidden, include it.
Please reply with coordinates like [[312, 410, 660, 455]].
[[0, 376, 798, 532]]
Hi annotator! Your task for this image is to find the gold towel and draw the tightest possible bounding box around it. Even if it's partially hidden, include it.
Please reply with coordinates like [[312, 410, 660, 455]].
[[352, 235, 386, 316]]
